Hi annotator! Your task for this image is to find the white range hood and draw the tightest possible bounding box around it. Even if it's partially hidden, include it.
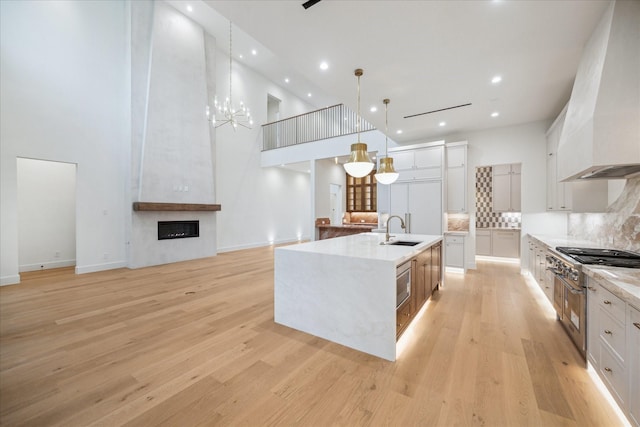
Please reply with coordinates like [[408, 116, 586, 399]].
[[557, 0, 640, 181]]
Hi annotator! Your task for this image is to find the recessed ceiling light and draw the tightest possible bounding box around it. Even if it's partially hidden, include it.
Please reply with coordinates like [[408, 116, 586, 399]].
[[370, 106, 377, 113], [439, 121, 446, 127], [187, 5, 193, 12], [491, 75, 502, 84], [251, 49, 257, 56], [396, 130, 403, 134], [307, 93, 312, 97], [284, 77, 290, 83], [491, 111, 500, 117], [239, 54, 243, 59], [319, 61, 329, 70]]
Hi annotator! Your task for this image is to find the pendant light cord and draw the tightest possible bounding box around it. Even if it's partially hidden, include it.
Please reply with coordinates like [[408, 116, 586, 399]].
[[229, 22, 232, 108], [385, 100, 389, 156], [355, 69, 362, 141]]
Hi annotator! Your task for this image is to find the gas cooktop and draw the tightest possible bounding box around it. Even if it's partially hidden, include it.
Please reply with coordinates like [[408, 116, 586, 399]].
[[556, 246, 640, 269]]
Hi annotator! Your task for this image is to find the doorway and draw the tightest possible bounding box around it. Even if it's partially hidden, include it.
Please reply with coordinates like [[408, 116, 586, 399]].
[[17, 158, 77, 272], [329, 183, 343, 225]]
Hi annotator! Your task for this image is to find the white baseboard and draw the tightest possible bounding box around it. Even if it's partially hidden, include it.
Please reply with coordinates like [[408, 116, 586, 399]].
[[75, 260, 127, 274], [0, 275, 21, 286], [19, 259, 76, 273]]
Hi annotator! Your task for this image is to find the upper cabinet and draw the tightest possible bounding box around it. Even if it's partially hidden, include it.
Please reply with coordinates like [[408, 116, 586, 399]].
[[446, 142, 467, 213], [492, 163, 521, 212], [346, 170, 377, 212], [546, 103, 610, 213], [546, 105, 572, 211], [389, 145, 443, 182]]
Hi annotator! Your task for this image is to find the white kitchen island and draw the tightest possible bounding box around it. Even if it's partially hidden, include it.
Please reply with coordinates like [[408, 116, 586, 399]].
[[274, 232, 442, 361]]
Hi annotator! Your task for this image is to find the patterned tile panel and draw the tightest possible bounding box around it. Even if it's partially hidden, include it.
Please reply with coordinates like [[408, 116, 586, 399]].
[[475, 166, 522, 228]]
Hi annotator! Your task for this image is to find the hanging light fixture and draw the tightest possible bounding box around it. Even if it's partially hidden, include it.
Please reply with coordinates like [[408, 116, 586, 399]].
[[343, 68, 374, 178], [206, 21, 253, 131], [375, 99, 399, 185]]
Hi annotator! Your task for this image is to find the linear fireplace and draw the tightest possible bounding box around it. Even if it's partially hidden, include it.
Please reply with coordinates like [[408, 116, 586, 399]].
[[158, 220, 199, 240]]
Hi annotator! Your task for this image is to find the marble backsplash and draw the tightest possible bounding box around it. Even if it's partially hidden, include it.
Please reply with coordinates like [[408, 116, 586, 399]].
[[568, 177, 640, 252], [447, 213, 470, 232]]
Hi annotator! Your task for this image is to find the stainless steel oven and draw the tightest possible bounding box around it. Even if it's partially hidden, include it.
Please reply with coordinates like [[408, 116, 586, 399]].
[[396, 261, 411, 308], [547, 250, 586, 359]]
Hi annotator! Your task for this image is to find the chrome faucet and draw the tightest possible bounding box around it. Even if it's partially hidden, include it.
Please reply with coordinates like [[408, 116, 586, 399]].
[[385, 215, 406, 243]]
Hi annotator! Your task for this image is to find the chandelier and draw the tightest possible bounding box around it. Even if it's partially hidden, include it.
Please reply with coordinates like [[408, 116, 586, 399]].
[[207, 21, 253, 130]]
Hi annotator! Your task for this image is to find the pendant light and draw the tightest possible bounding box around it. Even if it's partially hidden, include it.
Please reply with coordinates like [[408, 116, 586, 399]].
[[343, 68, 374, 178], [375, 98, 399, 185]]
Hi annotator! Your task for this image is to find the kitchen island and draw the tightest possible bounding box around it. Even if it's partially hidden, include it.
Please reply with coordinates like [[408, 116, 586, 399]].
[[274, 232, 442, 361]]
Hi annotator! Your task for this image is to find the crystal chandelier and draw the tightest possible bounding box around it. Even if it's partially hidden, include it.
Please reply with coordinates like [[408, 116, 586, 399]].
[[207, 21, 253, 130]]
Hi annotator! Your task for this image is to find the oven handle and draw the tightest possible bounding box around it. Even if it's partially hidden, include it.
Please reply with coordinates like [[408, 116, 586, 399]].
[[556, 274, 585, 295]]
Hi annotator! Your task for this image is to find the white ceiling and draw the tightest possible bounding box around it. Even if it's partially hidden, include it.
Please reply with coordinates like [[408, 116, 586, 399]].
[[171, 0, 610, 144]]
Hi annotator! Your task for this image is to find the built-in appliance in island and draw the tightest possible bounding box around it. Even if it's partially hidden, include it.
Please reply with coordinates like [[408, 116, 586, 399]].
[[274, 232, 443, 361]]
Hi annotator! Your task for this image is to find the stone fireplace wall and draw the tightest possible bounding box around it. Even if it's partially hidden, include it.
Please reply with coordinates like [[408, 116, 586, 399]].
[[130, 2, 217, 268]]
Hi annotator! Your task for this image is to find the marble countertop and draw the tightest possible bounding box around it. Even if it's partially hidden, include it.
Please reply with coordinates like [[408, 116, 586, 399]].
[[529, 233, 640, 308], [278, 232, 442, 265], [317, 223, 376, 228], [444, 231, 469, 236], [477, 227, 521, 231]]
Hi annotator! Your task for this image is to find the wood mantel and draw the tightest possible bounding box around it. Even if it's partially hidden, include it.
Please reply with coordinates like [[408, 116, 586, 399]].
[[132, 202, 221, 212]]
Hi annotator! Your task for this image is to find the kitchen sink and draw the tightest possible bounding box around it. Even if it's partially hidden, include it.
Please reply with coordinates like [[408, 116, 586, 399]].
[[388, 240, 422, 246]]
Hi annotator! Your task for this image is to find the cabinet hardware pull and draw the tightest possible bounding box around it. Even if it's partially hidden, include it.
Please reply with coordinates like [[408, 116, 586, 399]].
[[634, 322, 640, 330], [604, 367, 612, 373], [588, 287, 596, 291], [603, 300, 611, 305], [604, 330, 612, 335]]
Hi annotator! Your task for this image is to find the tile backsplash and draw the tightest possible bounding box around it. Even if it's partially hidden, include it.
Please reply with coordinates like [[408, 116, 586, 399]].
[[475, 166, 522, 228], [568, 177, 640, 252]]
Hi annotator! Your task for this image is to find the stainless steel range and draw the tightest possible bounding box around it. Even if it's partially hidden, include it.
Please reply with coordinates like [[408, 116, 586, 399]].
[[546, 246, 640, 360]]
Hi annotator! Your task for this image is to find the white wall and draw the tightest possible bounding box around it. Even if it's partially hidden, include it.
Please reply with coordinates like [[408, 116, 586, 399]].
[[215, 49, 314, 251], [437, 120, 568, 270], [17, 158, 76, 272], [0, 0, 129, 284]]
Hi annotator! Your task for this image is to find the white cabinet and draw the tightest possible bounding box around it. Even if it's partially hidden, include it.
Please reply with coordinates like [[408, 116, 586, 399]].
[[478, 229, 520, 258], [491, 229, 520, 258], [390, 145, 443, 182], [476, 229, 491, 256], [527, 236, 552, 304], [587, 278, 639, 425], [445, 235, 465, 270], [389, 180, 442, 235], [629, 304, 640, 427], [546, 103, 609, 213], [446, 142, 467, 213], [492, 163, 521, 212]]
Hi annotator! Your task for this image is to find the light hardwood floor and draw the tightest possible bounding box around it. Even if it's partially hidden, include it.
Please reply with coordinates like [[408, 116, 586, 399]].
[[0, 245, 625, 426]]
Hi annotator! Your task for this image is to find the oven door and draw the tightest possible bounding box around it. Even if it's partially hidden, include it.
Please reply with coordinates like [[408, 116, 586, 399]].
[[558, 275, 586, 357], [552, 273, 564, 318]]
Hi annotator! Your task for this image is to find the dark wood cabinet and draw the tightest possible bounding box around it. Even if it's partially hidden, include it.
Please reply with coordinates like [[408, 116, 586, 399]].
[[346, 170, 377, 212], [396, 298, 413, 338], [431, 243, 442, 293]]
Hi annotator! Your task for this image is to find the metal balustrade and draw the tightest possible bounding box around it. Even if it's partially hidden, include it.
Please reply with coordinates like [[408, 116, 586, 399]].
[[262, 104, 376, 151]]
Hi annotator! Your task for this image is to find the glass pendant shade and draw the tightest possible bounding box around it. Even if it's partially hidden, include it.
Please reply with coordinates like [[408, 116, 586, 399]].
[[344, 68, 374, 178], [344, 143, 374, 178], [375, 157, 399, 184]]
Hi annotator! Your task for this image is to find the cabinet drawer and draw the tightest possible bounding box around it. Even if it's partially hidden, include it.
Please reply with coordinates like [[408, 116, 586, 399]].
[[599, 286, 626, 324], [446, 235, 464, 244], [599, 343, 627, 407], [396, 300, 412, 338], [599, 309, 626, 362]]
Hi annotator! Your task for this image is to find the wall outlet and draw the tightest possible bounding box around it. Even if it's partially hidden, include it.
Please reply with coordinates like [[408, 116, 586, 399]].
[[103, 253, 109, 260], [54, 251, 60, 258]]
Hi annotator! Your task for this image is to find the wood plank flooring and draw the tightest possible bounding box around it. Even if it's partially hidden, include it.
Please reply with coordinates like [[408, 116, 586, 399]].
[[0, 246, 625, 426]]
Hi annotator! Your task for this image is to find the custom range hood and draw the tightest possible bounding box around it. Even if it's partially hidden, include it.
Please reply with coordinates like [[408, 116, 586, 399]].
[[557, 0, 640, 181]]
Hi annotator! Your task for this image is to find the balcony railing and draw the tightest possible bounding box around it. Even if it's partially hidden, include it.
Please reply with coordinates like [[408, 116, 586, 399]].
[[262, 104, 376, 151]]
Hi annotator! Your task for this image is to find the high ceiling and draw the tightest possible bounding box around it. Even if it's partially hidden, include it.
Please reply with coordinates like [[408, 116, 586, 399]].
[[171, 0, 610, 144]]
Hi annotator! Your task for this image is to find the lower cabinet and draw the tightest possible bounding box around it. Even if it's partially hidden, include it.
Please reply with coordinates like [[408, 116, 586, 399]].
[[476, 230, 491, 256], [397, 242, 443, 339], [445, 235, 465, 270], [629, 305, 640, 427], [587, 276, 639, 426], [477, 229, 520, 258]]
